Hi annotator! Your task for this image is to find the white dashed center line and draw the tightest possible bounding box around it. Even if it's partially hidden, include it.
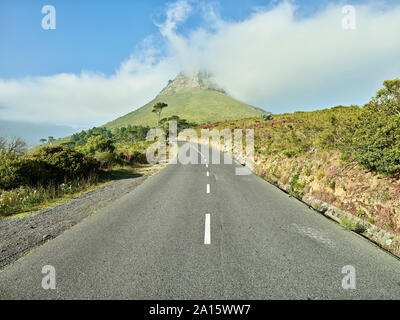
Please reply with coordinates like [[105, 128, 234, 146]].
[[189, 143, 212, 245], [204, 214, 211, 245]]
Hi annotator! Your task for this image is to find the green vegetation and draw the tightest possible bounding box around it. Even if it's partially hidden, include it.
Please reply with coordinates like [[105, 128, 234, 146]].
[[326, 178, 335, 189], [357, 210, 366, 217], [0, 177, 98, 217], [159, 115, 197, 135], [1, 110, 198, 217], [346, 79, 400, 175], [340, 219, 359, 232], [1, 125, 149, 217], [0, 144, 100, 217], [1, 143, 99, 191], [104, 88, 265, 129], [152, 102, 168, 127], [70, 125, 150, 147], [202, 78, 400, 176], [289, 171, 304, 199], [196, 78, 400, 234], [3, 76, 399, 228]]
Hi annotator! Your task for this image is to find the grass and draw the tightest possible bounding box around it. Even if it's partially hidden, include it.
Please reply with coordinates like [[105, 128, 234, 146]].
[[340, 218, 360, 232], [192, 105, 360, 161], [289, 171, 304, 199], [104, 88, 265, 129], [0, 165, 148, 219]]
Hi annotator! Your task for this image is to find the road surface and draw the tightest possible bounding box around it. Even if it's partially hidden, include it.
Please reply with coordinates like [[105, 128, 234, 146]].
[[1, 142, 400, 299]]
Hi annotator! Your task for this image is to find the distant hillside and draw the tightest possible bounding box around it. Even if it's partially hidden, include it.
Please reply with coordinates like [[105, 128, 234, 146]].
[[104, 71, 266, 129], [0, 120, 78, 146]]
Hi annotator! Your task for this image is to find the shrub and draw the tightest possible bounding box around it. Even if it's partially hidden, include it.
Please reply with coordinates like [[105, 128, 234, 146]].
[[340, 219, 362, 232], [262, 113, 273, 121], [0, 147, 100, 190], [283, 150, 295, 158], [27, 146, 100, 185], [77, 135, 115, 155], [348, 79, 400, 175], [289, 171, 304, 199], [369, 218, 375, 224], [0, 150, 21, 189], [131, 151, 147, 164], [31, 146, 99, 180], [15, 157, 54, 187], [95, 151, 121, 169], [0, 156, 54, 190], [326, 178, 336, 189], [340, 153, 350, 161], [357, 210, 366, 217]]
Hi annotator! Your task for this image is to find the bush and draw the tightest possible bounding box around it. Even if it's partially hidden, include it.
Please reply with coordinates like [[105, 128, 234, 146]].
[[0, 150, 21, 189], [79, 135, 115, 155], [262, 113, 273, 121], [0, 156, 54, 190], [131, 151, 147, 164], [340, 219, 358, 231], [283, 150, 295, 158], [348, 79, 400, 175], [31, 146, 100, 181], [95, 151, 121, 169], [0, 146, 100, 190], [15, 157, 53, 187]]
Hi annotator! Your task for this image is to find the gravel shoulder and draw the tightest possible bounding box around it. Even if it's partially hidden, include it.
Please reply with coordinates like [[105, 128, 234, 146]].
[[0, 164, 166, 269]]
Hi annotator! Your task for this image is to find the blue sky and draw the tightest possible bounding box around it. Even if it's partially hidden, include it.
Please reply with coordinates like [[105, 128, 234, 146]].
[[2, 0, 396, 79], [0, 0, 400, 128]]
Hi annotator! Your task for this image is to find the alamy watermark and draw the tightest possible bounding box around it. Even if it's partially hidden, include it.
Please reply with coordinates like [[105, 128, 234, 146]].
[[145, 120, 254, 175], [342, 5, 356, 30], [41, 265, 56, 290], [341, 265, 356, 289], [41, 5, 56, 30]]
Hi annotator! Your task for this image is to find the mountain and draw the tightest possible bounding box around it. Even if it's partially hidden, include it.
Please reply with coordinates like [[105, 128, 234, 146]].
[[0, 120, 78, 146], [104, 71, 266, 129]]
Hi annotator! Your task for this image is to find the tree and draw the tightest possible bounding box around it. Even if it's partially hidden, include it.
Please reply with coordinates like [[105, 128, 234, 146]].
[[374, 78, 400, 116], [7, 138, 27, 156], [40, 138, 47, 144], [0, 137, 6, 151], [158, 116, 197, 138], [48, 136, 56, 145], [127, 128, 138, 143], [81, 135, 115, 155], [60, 141, 76, 149], [350, 78, 400, 175], [0, 137, 26, 155], [152, 102, 168, 127], [262, 113, 273, 121]]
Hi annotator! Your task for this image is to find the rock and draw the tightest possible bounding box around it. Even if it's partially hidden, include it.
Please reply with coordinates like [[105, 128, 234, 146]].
[[42, 234, 52, 241]]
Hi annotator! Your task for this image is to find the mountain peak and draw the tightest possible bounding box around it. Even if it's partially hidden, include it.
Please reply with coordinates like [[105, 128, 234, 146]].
[[159, 70, 226, 96], [104, 70, 265, 129]]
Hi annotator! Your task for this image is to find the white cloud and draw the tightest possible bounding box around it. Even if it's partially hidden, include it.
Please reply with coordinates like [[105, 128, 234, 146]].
[[1, 0, 400, 127], [164, 1, 400, 111], [158, 0, 193, 37], [0, 52, 179, 127]]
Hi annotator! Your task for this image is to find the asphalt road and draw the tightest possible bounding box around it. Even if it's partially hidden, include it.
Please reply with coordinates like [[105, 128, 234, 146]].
[[1, 142, 400, 299]]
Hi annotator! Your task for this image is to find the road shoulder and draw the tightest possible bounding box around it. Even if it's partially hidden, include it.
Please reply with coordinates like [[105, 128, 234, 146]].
[[0, 164, 167, 270]]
